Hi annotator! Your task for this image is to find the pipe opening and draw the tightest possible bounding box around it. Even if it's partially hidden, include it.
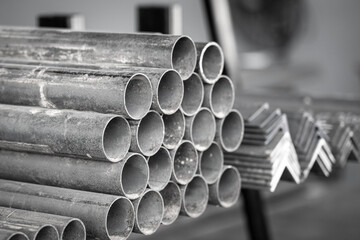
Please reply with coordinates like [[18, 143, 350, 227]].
[[218, 167, 241, 208], [121, 154, 148, 199], [183, 176, 208, 218], [136, 190, 163, 235], [8, 233, 28, 240], [61, 219, 86, 240], [34, 226, 58, 240], [221, 111, 244, 152], [172, 36, 197, 79], [106, 198, 135, 240], [157, 70, 183, 114], [163, 110, 185, 149], [192, 109, 216, 151], [160, 182, 181, 225], [148, 147, 172, 191], [137, 111, 164, 156], [200, 43, 224, 83], [173, 141, 198, 185], [181, 73, 204, 116], [200, 142, 223, 184], [103, 116, 131, 162], [125, 74, 152, 119], [211, 76, 234, 118]]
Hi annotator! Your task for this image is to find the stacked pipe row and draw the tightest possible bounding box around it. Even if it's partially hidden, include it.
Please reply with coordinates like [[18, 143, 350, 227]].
[[0, 26, 243, 240]]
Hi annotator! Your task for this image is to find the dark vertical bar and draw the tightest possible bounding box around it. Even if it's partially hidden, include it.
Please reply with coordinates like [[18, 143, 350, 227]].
[[138, 6, 170, 34]]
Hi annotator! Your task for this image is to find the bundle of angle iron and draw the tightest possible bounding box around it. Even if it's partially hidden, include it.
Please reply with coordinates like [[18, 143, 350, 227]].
[[0, 27, 243, 240]]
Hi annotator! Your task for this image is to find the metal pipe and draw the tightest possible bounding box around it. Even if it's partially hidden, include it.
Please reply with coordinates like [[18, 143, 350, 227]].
[[129, 110, 164, 156], [195, 42, 224, 84], [180, 175, 209, 218], [184, 107, 216, 151], [162, 109, 185, 149], [170, 140, 199, 185], [203, 75, 235, 118], [0, 221, 59, 240], [0, 63, 152, 120], [0, 150, 149, 200], [180, 73, 204, 116], [0, 207, 85, 240], [159, 181, 181, 225], [208, 165, 241, 208], [0, 27, 197, 79], [0, 180, 135, 240], [0, 229, 29, 240], [132, 189, 164, 235], [147, 147, 173, 191], [198, 142, 224, 184], [215, 110, 244, 152], [0, 104, 130, 162]]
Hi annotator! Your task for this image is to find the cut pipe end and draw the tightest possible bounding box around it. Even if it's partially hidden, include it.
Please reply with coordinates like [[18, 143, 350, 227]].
[[102, 116, 131, 162], [171, 36, 197, 80], [61, 219, 86, 240], [160, 181, 181, 225], [5, 232, 29, 240], [210, 76, 234, 118], [163, 110, 185, 149], [148, 147, 173, 191], [198, 42, 224, 84], [125, 73, 152, 120], [106, 197, 135, 240], [199, 142, 224, 184], [172, 140, 198, 185], [190, 108, 216, 151], [157, 69, 183, 115], [218, 110, 244, 152], [181, 73, 204, 116], [34, 225, 59, 240], [121, 153, 149, 199]]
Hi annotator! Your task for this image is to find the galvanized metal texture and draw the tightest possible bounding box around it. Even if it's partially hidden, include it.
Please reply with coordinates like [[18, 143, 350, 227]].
[[198, 142, 224, 184], [0, 229, 29, 240], [0, 180, 135, 240], [180, 73, 204, 117], [159, 181, 181, 225], [0, 220, 59, 240], [147, 147, 173, 191], [162, 109, 185, 149]]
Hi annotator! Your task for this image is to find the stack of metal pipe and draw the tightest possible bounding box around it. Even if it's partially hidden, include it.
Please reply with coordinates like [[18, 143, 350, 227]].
[[0, 26, 243, 239]]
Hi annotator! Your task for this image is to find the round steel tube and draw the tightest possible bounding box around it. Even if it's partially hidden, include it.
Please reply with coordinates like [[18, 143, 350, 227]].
[[0, 150, 149, 200], [215, 110, 244, 152], [198, 142, 224, 184], [0, 221, 58, 240], [0, 180, 135, 240], [129, 110, 164, 156], [132, 189, 164, 235], [0, 104, 130, 162], [0, 63, 152, 120], [170, 140, 198, 185], [159, 181, 181, 225], [180, 175, 209, 218], [209, 165, 241, 208], [180, 73, 204, 116], [184, 108, 216, 151], [0, 27, 197, 79], [0, 229, 29, 240], [195, 42, 224, 84], [203, 75, 235, 118], [147, 147, 173, 191], [0, 207, 85, 240], [162, 110, 185, 149]]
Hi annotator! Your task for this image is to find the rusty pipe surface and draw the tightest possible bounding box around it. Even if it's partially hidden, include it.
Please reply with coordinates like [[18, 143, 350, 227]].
[[162, 110, 185, 149], [147, 147, 172, 191], [181, 73, 204, 117], [0, 150, 149, 200], [198, 142, 224, 184], [203, 75, 235, 119], [180, 175, 209, 218], [184, 107, 216, 151], [132, 189, 164, 235], [170, 140, 198, 185], [0, 229, 29, 240], [195, 42, 224, 84], [215, 109, 244, 152], [129, 110, 164, 157], [0, 180, 135, 240], [0, 104, 130, 162], [208, 165, 241, 208], [159, 181, 181, 225], [0, 27, 197, 79], [0, 207, 85, 240], [0, 221, 58, 240], [0, 63, 152, 120]]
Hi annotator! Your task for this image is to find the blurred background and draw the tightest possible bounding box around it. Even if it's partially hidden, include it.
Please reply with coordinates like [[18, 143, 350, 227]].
[[0, 0, 359, 239]]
